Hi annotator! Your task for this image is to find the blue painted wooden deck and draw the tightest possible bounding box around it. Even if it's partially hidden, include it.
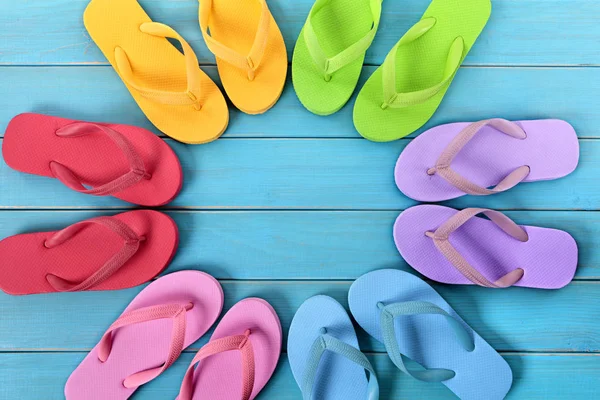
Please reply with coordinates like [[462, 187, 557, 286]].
[[0, 0, 599, 398]]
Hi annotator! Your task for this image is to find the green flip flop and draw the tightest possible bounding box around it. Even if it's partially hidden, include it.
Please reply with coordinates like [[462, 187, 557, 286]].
[[354, 0, 491, 142], [292, 0, 383, 116]]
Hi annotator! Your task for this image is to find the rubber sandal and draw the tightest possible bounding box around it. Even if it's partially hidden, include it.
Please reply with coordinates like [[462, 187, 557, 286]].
[[288, 295, 379, 400], [394, 205, 578, 289], [349, 269, 513, 400], [199, 0, 287, 114], [293, 0, 382, 116], [395, 119, 579, 202], [84, 0, 228, 144], [176, 298, 281, 399], [354, 0, 491, 141], [0, 210, 178, 295], [65, 271, 224, 400], [3, 113, 183, 206]]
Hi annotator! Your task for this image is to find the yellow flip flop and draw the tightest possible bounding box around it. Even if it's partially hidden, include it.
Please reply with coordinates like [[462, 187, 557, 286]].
[[198, 0, 287, 114], [84, 0, 229, 144]]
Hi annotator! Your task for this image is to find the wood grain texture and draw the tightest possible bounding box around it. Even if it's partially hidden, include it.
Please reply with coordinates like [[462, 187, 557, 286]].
[[0, 210, 597, 279], [1, 0, 599, 66], [1, 66, 599, 139], [0, 280, 598, 353], [0, 352, 598, 399], [0, 137, 596, 210]]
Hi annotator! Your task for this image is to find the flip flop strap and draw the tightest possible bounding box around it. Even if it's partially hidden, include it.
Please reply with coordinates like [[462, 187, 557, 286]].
[[377, 300, 474, 382], [114, 22, 203, 110], [49, 122, 150, 196], [380, 18, 463, 109], [199, 0, 271, 81], [97, 302, 193, 388], [304, 0, 382, 80], [427, 119, 530, 195], [302, 331, 379, 400], [44, 216, 146, 292], [426, 208, 528, 288], [178, 329, 256, 400]]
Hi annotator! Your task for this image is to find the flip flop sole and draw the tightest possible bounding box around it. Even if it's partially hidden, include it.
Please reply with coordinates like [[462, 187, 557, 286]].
[[0, 210, 178, 295], [354, 0, 491, 141], [65, 271, 224, 400], [394, 205, 578, 289], [187, 298, 282, 399], [288, 295, 370, 400], [207, 0, 287, 114], [3, 113, 183, 206], [395, 119, 579, 202], [292, 0, 374, 116], [84, 0, 228, 143], [349, 269, 513, 400]]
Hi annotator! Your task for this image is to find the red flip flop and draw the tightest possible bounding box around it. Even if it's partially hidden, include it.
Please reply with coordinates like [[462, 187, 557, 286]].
[[0, 210, 178, 295], [2, 113, 183, 206]]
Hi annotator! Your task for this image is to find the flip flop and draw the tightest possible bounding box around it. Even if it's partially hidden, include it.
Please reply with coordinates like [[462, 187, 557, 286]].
[[65, 271, 224, 400], [292, 0, 382, 116], [349, 269, 513, 400], [199, 0, 287, 114], [3, 113, 183, 206], [394, 205, 578, 289], [0, 210, 178, 295], [177, 298, 282, 400], [354, 0, 491, 141], [288, 295, 379, 400], [395, 119, 579, 202], [84, 0, 228, 144]]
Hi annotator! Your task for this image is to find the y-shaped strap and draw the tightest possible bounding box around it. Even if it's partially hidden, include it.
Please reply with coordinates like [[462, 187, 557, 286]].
[[178, 329, 256, 400], [98, 302, 193, 388], [426, 208, 527, 288], [199, 0, 271, 81], [378, 301, 474, 382], [427, 119, 531, 195], [50, 122, 150, 196], [302, 328, 379, 400], [304, 0, 382, 81], [381, 18, 464, 109], [44, 216, 145, 292], [115, 22, 203, 110]]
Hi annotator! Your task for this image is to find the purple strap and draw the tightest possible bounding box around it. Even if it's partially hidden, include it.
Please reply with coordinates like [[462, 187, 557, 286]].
[[427, 119, 531, 196], [49, 122, 150, 196], [45, 216, 145, 292], [425, 208, 527, 288]]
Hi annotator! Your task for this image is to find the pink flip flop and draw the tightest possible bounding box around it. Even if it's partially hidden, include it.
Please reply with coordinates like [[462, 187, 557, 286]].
[[65, 271, 224, 400], [177, 298, 282, 400], [3, 113, 183, 206], [0, 210, 178, 295], [395, 119, 579, 202], [394, 205, 578, 289]]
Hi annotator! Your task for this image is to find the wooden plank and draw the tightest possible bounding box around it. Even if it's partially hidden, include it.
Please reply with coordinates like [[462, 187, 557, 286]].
[[1, 0, 599, 66], [0, 280, 597, 353], [0, 352, 597, 399], [0, 138, 598, 210], [1, 66, 600, 139], [0, 210, 597, 279]]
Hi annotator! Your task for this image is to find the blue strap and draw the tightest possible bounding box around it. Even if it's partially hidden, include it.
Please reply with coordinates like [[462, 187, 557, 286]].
[[378, 300, 474, 382], [301, 329, 379, 400]]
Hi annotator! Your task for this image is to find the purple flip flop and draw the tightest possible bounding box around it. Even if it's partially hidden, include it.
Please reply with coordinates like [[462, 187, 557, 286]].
[[394, 205, 578, 289], [395, 119, 579, 202]]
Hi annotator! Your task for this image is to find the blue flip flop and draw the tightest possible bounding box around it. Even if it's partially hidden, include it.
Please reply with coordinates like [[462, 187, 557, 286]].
[[288, 295, 379, 400], [348, 269, 512, 400]]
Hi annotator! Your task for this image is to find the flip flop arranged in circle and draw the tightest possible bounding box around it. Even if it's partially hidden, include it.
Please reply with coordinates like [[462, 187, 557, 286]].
[[84, 0, 229, 143], [354, 0, 491, 141], [3, 113, 183, 206], [65, 271, 224, 399], [0, 210, 179, 295]]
